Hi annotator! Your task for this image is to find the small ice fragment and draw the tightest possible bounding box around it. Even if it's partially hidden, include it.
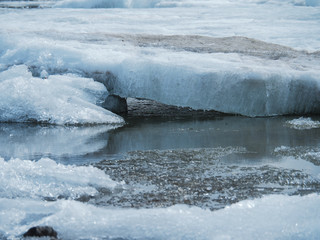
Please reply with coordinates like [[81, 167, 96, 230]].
[[40, 70, 49, 79]]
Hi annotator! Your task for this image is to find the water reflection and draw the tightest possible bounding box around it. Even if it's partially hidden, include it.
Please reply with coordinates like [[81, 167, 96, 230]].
[[0, 123, 115, 164], [1, 116, 320, 209], [1, 116, 320, 164], [106, 116, 320, 161]]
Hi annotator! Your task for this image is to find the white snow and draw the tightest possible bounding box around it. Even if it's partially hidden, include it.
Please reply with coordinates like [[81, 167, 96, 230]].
[[0, 151, 319, 239], [0, 2, 320, 239], [53, 0, 320, 8], [0, 194, 319, 239], [0, 1, 320, 117], [285, 117, 320, 130], [274, 145, 320, 168], [0, 65, 124, 125], [0, 157, 121, 200]]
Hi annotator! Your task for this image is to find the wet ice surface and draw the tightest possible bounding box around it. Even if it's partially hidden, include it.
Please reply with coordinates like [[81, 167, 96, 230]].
[[285, 117, 320, 130], [94, 148, 320, 210], [0, 157, 120, 200], [1, 114, 320, 239], [2, 114, 320, 211], [89, 114, 320, 210], [1, 1, 320, 239]]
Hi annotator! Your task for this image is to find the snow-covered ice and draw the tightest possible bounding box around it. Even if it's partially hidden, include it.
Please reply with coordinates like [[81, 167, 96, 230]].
[[0, 154, 320, 240], [285, 117, 320, 130], [1, 2, 320, 239], [0, 65, 124, 125], [0, 0, 320, 118], [0, 157, 121, 200], [1, 192, 320, 240], [53, 0, 320, 8]]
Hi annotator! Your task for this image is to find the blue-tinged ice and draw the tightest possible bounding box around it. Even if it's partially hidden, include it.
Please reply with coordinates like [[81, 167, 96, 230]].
[[1, 193, 320, 240], [0, 65, 124, 125], [0, 157, 121, 200]]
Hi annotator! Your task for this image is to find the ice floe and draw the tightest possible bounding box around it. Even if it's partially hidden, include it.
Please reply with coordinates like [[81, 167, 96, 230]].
[[285, 117, 320, 130]]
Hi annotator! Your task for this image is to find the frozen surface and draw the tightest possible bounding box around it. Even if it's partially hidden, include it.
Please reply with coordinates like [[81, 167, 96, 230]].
[[275, 145, 320, 167], [0, 117, 320, 239], [285, 117, 320, 130], [0, 65, 124, 125], [0, 1, 320, 116], [1, 0, 320, 8], [1, 2, 320, 239], [1, 194, 320, 240], [54, 0, 320, 8], [0, 157, 121, 200]]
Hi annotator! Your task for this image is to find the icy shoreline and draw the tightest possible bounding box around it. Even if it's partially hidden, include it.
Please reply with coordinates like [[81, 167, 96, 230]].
[[0, 65, 125, 125], [1, 1, 320, 239], [1, 115, 320, 239], [1, 0, 320, 120], [1, 193, 320, 240], [1, 155, 320, 239], [1, 34, 320, 118]]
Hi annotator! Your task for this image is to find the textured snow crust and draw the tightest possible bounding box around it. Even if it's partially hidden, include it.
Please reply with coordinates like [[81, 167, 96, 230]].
[[1, 0, 320, 118]]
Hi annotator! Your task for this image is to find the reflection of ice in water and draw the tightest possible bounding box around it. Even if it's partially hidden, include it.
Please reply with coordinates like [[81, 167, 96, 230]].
[[0, 1, 320, 239], [0, 118, 320, 238], [0, 123, 115, 163], [105, 116, 320, 158], [2, 115, 320, 162]]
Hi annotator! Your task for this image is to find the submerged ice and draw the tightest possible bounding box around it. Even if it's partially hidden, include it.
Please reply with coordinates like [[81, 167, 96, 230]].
[[1, 2, 320, 239], [0, 118, 320, 239], [1, 151, 320, 239]]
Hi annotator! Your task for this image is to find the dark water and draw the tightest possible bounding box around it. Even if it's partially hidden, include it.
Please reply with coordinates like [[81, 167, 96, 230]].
[[1, 115, 320, 210]]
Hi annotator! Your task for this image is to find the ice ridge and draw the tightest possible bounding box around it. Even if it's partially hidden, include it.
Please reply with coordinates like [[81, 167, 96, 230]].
[[1, 34, 320, 117]]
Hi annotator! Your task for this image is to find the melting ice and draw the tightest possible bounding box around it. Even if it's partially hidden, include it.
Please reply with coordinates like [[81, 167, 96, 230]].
[[0, 0, 320, 117], [285, 117, 320, 130], [0, 155, 320, 240], [1, 1, 320, 239], [0, 157, 121, 200], [1, 193, 320, 239], [0, 65, 124, 125]]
